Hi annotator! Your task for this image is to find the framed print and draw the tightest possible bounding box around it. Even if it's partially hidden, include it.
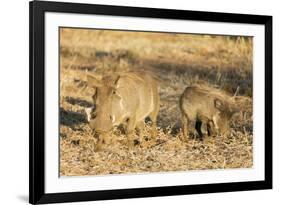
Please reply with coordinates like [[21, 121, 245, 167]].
[[29, 0, 272, 204]]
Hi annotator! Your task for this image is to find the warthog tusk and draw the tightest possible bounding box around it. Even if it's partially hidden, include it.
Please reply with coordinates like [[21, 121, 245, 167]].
[[233, 86, 240, 97]]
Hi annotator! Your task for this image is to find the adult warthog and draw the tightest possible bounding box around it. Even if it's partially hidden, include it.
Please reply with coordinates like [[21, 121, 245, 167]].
[[86, 71, 160, 151], [179, 85, 239, 141]]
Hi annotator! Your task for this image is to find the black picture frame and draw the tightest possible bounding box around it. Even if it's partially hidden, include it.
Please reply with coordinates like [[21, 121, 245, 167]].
[[29, 0, 272, 204]]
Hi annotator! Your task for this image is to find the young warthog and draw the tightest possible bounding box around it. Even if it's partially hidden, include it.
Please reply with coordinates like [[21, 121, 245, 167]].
[[179, 85, 239, 141], [87, 71, 160, 151]]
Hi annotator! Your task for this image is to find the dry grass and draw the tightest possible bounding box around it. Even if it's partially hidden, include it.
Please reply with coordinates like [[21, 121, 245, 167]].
[[59, 28, 253, 176]]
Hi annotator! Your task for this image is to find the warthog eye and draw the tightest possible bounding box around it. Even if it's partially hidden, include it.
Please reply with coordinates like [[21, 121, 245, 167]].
[[91, 113, 97, 119], [112, 90, 116, 94], [109, 115, 114, 122]]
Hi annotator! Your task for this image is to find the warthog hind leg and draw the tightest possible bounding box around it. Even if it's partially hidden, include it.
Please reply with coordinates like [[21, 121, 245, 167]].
[[125, 117, 137, 149], [136, 121, 145, 143], [195, 120, 204, 141], [149, 105, 159, 138]]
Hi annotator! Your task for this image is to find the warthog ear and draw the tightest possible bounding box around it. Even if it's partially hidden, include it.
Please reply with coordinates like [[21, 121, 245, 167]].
[[87, 75, 102, 87], [214, 98, 224, 111], [101, 74, 120, 87]]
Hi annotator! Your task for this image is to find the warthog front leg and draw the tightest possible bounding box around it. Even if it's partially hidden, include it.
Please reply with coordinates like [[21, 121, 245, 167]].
[[180, 113, 188, 142], [95, 136, 103, 152], [207, 120, 217, 137]]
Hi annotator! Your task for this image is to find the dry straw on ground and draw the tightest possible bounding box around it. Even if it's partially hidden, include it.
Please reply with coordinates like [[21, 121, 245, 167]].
[[59, 28, 253, 176]]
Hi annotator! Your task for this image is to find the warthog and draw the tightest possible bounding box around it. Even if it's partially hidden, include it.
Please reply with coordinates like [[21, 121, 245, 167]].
[[86, 71, 160, 151], [179, 85, 239, 141]]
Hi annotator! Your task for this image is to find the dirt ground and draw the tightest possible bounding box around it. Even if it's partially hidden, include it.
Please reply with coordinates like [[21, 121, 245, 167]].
[[59, 28, 253, 176]]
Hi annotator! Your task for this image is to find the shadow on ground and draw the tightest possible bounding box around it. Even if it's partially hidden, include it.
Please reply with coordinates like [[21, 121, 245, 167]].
[[64, 96, 93, 108], [60, 107, 87, 128]]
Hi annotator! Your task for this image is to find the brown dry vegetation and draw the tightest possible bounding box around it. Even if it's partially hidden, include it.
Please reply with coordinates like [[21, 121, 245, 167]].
[[59, 28, 253, 176]]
